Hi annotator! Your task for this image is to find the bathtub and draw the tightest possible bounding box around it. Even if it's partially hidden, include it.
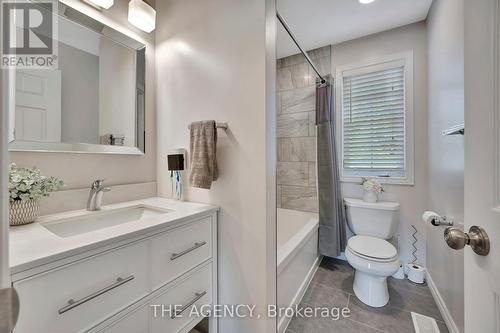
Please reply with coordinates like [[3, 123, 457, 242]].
[[277, 208, 320, 333]]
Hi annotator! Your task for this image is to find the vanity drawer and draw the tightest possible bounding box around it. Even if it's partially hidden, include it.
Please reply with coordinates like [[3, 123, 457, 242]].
[[13, 242, 150, 333], [97, 304, 150, 333], [151, 218, 212, 290], [150, 263, 213, 333]]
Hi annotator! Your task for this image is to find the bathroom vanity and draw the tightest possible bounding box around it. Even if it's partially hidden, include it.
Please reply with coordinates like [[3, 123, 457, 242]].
[[9, 198, 218, 333]]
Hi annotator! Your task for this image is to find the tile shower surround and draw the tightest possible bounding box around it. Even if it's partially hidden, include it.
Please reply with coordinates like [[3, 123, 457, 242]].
[[277, 46, 331, 213]]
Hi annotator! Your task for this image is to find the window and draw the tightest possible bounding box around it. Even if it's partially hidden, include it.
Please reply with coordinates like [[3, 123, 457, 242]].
[[336, 52, 414, 184]]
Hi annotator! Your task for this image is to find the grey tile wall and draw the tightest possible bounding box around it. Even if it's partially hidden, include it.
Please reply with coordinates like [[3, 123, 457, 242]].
[[281, 186, 319, 212], [279, 137, 316, 162], [277, 162, 309, 186], [277, 113, 309, 138], [276, 45, 331, 213]]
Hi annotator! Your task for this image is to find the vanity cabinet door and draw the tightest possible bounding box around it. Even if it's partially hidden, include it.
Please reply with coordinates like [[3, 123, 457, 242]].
[[98, 305, 150, 333], [151, 218, 213, 290], [150, 263, 213, 333], [13, 242, 150, 333]]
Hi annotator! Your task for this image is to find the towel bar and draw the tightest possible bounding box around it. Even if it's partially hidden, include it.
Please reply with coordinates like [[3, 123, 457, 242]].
[[188, 122, 228, 131]]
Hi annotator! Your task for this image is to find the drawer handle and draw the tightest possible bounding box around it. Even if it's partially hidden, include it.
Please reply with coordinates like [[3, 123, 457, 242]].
[[170, 241, 207, 261], [171, 291, 207, 319], [58, 275, 135, 315]]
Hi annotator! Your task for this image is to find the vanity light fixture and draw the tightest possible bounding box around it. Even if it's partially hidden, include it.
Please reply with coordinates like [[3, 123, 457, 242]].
[[128, 0, 156, 33], [359, 0, 375, 4], [84, 0, 114, 9]]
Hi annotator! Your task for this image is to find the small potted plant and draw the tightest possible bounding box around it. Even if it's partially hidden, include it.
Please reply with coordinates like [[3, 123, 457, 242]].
[[361, 177, 384, 203], [9, 163, 63, 226]]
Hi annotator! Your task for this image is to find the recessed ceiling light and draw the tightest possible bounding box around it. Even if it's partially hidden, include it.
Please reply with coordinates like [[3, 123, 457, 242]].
[[359, 0, 375, 4]]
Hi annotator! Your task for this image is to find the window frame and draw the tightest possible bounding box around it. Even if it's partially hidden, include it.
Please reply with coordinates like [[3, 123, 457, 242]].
[[335, 51, 415, 185]]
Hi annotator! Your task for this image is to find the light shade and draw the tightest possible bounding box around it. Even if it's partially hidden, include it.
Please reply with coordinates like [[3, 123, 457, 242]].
[[86, 0, 114, 9], [128, 0, 156, 33], [359, 0, 375, 3]]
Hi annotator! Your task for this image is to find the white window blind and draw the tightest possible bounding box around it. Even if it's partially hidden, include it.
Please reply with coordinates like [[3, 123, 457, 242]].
[[342, 65, 405, 174]]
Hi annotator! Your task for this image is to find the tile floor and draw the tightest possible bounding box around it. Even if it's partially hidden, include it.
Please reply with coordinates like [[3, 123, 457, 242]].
[[286, 257, 449, 333]]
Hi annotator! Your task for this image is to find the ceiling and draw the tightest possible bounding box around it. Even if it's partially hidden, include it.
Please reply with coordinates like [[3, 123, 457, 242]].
[[277, 0, 433, 58]]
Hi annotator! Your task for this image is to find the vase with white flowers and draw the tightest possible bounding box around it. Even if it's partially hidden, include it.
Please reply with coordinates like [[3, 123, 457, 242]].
[[361, 177, 384, 203], [9, 164, 63, 226]]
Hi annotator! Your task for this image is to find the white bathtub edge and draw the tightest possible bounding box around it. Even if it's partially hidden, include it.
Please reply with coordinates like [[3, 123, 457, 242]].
[[277, 220, 319, 274], [278, 255, 322, 333]]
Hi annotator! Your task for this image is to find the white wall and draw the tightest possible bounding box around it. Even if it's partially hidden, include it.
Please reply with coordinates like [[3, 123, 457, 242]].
[[9, 0, 157, 213], [426, 0, 464, 331], [332, 22, 428, 265], [155, 0, 274, 332]]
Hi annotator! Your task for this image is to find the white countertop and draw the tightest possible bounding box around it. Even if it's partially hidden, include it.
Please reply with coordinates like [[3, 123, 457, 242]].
[[9, 197, 218, 274]]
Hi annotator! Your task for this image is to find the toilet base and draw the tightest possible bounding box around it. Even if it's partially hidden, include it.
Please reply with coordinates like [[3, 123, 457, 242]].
[[352, 270, 389, 307]]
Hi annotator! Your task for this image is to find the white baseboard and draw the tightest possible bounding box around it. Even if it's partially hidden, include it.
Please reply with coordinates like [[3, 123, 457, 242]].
[[278, 256, 322, 333], [425, 271, 460, 333]]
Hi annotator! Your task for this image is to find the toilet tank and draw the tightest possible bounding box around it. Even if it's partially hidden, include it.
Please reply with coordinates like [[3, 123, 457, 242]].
[[344, 198, 400, 239]]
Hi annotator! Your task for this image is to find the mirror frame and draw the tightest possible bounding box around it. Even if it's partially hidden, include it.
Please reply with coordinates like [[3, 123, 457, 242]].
[[8, 2, 147, 155]]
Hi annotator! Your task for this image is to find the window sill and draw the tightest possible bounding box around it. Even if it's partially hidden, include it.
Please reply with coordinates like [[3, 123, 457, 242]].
[[340, 176, 415, 186]]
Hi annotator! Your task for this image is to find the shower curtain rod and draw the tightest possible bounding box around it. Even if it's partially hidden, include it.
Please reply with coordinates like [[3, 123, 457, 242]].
[[277, 11, 326, 84]]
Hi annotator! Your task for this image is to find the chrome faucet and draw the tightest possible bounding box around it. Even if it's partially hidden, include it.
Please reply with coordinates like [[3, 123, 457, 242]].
[[87, 179, 111, 211]]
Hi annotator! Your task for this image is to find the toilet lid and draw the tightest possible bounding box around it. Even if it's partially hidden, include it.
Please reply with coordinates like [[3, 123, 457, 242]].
[[347, 235, 397, 260]]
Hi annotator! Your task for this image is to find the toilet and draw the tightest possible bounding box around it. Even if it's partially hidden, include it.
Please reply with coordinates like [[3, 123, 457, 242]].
[[344, 198, 400, 307]]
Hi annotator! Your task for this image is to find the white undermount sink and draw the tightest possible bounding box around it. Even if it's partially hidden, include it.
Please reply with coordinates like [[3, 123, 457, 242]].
[[41, 205, 173, 238]]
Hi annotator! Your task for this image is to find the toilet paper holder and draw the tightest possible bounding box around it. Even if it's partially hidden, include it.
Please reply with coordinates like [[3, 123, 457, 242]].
[[423, 211, 454, 227], [430, 215, 454, 227]]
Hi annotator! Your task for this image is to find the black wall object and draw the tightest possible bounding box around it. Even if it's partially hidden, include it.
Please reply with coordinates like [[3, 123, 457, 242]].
[[167, 154, 185, 171]]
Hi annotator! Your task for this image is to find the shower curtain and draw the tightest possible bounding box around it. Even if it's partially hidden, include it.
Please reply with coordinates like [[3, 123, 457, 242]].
[[316, 75, 347, 258]]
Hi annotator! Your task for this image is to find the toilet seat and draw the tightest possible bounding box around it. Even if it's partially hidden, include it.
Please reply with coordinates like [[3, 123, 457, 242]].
[[347, 235, 398, 262]]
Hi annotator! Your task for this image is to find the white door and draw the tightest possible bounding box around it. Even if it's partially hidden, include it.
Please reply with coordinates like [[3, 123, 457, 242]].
[[464, 0, 500, 331], [14, 69, 61, 142]]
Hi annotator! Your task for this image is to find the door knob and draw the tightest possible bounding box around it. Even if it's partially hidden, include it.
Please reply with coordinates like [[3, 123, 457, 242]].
[[444, 226, 490, 256]]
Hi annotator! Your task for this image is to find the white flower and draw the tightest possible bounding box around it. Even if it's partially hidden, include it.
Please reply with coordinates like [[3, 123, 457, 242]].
[[361, 177, 384, 194], [8, 163, 64, 202]]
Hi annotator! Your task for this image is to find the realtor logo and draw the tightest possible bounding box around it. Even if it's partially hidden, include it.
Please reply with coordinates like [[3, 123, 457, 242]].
[[1, 0, 58, 68]]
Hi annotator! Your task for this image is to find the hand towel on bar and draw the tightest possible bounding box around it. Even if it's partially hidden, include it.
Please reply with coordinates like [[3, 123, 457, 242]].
[[189, 120, 218, 189]]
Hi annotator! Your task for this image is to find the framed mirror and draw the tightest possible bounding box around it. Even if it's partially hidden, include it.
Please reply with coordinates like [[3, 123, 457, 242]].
[[8, 2, 146, 154]]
